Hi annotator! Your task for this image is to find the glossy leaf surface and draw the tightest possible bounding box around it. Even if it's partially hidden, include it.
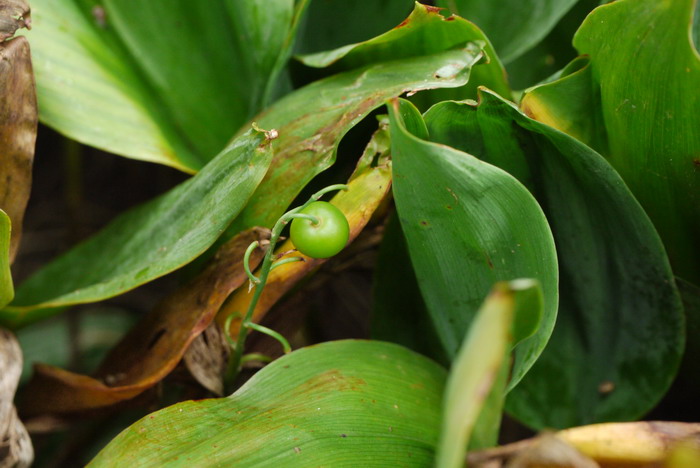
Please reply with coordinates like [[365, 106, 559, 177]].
[[89, 340, 447, 467], [424, 89, 684, 428], [2, 128, 274, 327], [297, 3, 510, 100], [388, 98, 558, 389], [436, 0, 578, 63], [26, 0, 300, 171], [525, 0, 700, 284]]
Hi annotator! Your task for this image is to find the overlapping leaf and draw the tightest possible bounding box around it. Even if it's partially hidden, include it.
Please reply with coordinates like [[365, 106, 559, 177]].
[[88, 340, 447, 467], [387, 98, 558, 389], [424, 89, 684, 428], [19, 228, 267, 416], [436, 0, 579, 63], [26, 0, 302, 171], [297, 3, 510, 101], [1, 128, 274, 327], [0, 211, 12, 309], [524, 0, 700, 284]]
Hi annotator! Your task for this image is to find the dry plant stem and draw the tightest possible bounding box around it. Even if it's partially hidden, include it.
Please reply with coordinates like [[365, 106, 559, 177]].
[[224, 184, 348, 390]]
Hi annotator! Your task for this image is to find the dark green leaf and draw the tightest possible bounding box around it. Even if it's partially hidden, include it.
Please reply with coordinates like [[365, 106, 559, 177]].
[[1, 128, 274, 327], [436, 0, 578, 63], [26, 0, 301, 170], [424, 89, 684, 428], [89, 340, 447, 467], [388, 98, 558, 390], [524, 0, 700, 284]]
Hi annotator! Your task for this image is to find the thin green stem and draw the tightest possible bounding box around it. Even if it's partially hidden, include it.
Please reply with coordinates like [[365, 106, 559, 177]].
[[241, 353, 273, 365], [243, 241, 261, 284], [284, 213, 319, 225], [245, 322, 292, 354]]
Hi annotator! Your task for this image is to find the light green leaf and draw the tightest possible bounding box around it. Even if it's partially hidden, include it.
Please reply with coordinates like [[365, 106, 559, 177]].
[[88, 340, 447, 467], [1, 128, 273, 327], [0, 210, 13, 308], [436, 280, 542, 467], [387, 98, 558, 390], [436, 0, 579, 63], [424, 89, 684, 428], [26, 0, 300, 171], [297, 2, 511, 101]]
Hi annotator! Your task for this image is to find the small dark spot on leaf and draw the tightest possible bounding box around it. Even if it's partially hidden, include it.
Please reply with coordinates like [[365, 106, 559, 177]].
[[445, 16, 456, 21], [446, 205, 452, 210], [425, 5, 443, 13], [420, 220, 429, 227], [395, 18, 410, 28], [693, 158, 700, 170], [340, 434, 347, 438]]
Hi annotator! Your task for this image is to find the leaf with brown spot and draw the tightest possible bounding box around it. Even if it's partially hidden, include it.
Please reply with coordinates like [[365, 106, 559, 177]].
[[19, 228, 269, 417], [0, 328, 33, 468], [0, 35, 37, 263], [219, 135, 392, 341]]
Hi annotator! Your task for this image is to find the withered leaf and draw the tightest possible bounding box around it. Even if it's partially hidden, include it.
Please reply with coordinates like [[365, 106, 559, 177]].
[[0, 0, 30, 41], [20, 227, 269, 416], [0, 328, 32, 468], [0, 35, 37, 263], [183, 321, 230, 396]]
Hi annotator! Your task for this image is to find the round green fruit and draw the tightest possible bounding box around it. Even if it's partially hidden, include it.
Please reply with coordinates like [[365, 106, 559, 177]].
[[290, 201, 350, 259]]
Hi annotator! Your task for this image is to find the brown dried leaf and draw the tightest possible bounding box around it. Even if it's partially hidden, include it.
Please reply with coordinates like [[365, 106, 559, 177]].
[[0, 0, 30, 41], [0, 36, 37, 263], [20, 227, 269, 416], [183, 321, 230, 396], [0, 328, 32, 468]]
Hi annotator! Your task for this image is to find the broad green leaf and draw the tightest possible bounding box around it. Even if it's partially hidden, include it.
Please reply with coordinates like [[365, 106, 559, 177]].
[[436, 280, 542, 467], [388, 98, 558, 390], [424, 89, 684, 428], [525, 0, 700, 284], [1, 128, 274, 327], [226, 44, 486, 236], [297, 3, 511, 101], [26, 0, 301, 171], [436, 0, 579, 63], [0, 211, 13, 308], [0, 36, 36, 262], [296, 0, 413, 55], [89, 340, 447, 467]]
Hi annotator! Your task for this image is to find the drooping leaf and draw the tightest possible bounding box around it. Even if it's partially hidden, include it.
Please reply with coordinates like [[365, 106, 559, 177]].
[[436, 0, 579, 63], [387, 98, 558, 389], [0, 211, 12, 309], [297, 3, 511, 101], [524, 0, 700, 284], [19, 228, 267, 417], [0, 0, 29, 40], [26, 0, 302, 170], [226, 44, 486, 236], [1, 127, 274, 327], [0, 36, 37, 263], [219, 149, 392, 337], [423, 89, 684, 428], [88, 340, 447, 467], [436, 280, 542, 467]]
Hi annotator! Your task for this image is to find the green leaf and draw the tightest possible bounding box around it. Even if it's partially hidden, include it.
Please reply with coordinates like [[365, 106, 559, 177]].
[[1, 128, 274, 327], [387, 98, 558, 390], [0, 210, 13, 308], [296, 0, 414, 55], [436, 0, 579, 63], [26, 0, 300, 171], [297, 3, 511, 101], [524, 0, 700, 284], [227, 44, 486, 235], [88, 340, 447, 467], [436, 280, 542, 467], [423, 89, 684, 428]]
